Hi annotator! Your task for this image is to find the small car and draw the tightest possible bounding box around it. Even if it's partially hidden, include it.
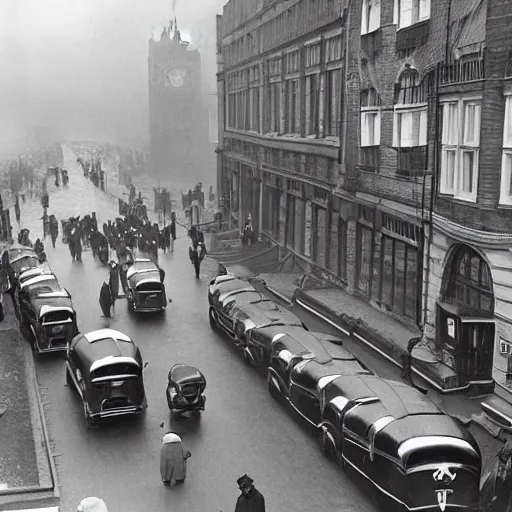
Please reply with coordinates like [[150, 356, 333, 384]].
[[18, 275, 78, 354], [65, 328, 148, 427], [208, 275, 256, 309], [267, 338, 371, 427], [317, 375, 481, 512], [126, 258, 167, 313], [166, 364, 206, 419]]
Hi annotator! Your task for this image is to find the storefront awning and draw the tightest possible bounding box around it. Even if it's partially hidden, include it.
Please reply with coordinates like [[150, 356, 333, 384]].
[[437, 301, 494, 322]]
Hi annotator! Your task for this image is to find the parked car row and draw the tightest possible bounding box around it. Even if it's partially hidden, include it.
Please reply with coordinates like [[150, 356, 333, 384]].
[[208, 274, 482, 512], [0, 244, 79, 354]]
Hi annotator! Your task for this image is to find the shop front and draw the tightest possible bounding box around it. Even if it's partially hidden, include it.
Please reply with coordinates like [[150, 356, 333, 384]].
[[355, 205, 423, 326], [261, 171, 281, 240], [435, 244, 495, 390]]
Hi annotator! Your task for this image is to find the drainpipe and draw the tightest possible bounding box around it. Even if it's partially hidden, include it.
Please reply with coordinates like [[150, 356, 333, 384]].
[[445, 0, 452, 62], [339, 0, 351, 172]]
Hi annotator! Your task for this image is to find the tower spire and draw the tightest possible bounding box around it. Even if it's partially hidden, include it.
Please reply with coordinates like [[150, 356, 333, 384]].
[[172, 0, 179, 40]]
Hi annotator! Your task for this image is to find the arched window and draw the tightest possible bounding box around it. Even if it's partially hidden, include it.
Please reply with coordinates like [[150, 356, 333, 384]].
[[444, 245, 493, 312]]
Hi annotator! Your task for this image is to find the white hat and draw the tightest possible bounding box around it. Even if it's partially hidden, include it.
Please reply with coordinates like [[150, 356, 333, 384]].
[[77, 496, 108, 512], [162, 432, 181, 444]]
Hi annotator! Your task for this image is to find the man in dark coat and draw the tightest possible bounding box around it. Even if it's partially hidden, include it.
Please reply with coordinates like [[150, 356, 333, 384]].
[[99, 281, 114, 318], [235, 475, 265, 512]]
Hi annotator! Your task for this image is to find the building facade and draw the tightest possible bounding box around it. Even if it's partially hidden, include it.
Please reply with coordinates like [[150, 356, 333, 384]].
[[217, 0, 512, 400], [148, 27, 209, 186]]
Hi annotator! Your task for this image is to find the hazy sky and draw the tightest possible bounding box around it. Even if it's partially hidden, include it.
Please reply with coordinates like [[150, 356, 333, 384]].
[[0, 0, 225, 151]]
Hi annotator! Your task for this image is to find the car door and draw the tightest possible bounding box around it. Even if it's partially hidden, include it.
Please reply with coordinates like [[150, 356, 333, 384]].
[[289, 363, 321, 425], [218, 300, 236, 336]]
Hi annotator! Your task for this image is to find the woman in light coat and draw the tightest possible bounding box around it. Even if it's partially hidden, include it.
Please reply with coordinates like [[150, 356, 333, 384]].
[[160, 432, 191, 485]]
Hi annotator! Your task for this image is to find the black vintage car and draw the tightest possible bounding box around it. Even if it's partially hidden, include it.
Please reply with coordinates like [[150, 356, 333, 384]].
[[126, 258, 167, 313], [0, 245, 46, 292], [166, 364, 206, 419], [66, 328, 148, 427], [18, 274, 78, 354], [246, 325, 342, 368], [207, 275, 256, 309], [317, 375, 481, 512], [210, 293, 304, 351], [267, 337, 371, 427]]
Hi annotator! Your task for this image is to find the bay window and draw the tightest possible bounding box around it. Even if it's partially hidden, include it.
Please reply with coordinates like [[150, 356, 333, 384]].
[[500, 95, 512, 205], [361, 0, 381, 35], [397, 0, 430, 29], [440, 99, 481, 202]]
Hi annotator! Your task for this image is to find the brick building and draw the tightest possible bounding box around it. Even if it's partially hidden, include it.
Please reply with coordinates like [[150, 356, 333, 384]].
[[217, 0, 512, 400]]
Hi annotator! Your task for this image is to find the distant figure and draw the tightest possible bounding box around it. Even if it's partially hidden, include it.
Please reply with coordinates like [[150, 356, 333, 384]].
[[99, 281, 114, 318], [77, 497, 108, 512], [160, 432, 191, 486], [235, 474, 265, 512]]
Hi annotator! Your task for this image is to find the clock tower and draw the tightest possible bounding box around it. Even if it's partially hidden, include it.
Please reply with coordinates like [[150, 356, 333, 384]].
[[148, 24, 209, 185]]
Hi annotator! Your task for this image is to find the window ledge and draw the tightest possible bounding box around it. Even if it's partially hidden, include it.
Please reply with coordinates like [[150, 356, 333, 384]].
[[397, 18, 430, 33], [437, 193, 478, 205]]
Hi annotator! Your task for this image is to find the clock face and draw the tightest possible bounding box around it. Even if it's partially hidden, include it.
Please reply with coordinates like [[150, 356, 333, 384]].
[[166, 67, 187, 88]]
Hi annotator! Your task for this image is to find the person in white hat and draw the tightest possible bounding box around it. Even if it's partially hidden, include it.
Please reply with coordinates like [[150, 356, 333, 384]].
[[160, 431, 191, 485], [77, 496, 108, 512]]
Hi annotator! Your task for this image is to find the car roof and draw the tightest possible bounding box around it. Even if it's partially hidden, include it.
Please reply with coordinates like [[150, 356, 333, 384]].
[[235, 299, 302, 325], [272, 333, 332, 364], [220, 290, 262, 304], [32, 296, 74, 315], [276, 331, 333, 364], [168, 364, 205, 385], [293, 358, 371, 392], [72, 330, 139, 371], [214, 278, 255, 294]]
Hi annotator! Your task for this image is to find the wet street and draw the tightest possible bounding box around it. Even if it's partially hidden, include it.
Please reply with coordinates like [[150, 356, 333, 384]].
[[17, 147, 374, 512]]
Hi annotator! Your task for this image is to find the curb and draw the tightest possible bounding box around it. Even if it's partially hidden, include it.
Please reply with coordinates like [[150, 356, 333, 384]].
[[21, 332, 60, 500], [292, 289, 451, 395], [263, 285, 293, 306]]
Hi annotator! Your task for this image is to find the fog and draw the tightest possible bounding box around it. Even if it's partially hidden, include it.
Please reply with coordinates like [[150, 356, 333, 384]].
[[0, 0, 225, 153]]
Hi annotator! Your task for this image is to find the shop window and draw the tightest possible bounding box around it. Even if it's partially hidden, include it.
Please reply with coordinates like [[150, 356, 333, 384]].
[[357, 226, 373, 295]]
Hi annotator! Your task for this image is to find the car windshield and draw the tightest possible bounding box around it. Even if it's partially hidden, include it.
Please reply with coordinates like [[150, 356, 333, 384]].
[[91, 363, 141, 382], [405, 446, 480, 469]]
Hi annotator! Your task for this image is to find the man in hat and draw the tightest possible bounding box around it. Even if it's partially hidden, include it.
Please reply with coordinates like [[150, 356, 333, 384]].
[[235, 474, 265, 512]]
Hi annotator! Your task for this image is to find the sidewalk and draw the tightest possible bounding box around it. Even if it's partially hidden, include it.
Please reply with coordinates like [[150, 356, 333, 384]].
[[0, 294, 59, 511]]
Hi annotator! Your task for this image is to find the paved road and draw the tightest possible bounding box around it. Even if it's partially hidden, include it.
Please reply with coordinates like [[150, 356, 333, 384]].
[[18, 148, 374, 512]]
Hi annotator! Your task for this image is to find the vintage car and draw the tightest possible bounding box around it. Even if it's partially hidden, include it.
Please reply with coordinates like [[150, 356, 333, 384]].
[[65, 329, 148, 427], [267, 337, 371, 427], [208, 275, 256, 309], [166, 364, 206, 419], [126, 258, 167, 313], [246, 325, 342, 367], [210, 293, 305, 349], [0, 245, 46, 292], [317, 375, 481, 512]]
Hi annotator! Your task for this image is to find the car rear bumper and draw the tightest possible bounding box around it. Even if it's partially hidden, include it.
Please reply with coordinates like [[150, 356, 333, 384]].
[[92, 405, 147, 419]]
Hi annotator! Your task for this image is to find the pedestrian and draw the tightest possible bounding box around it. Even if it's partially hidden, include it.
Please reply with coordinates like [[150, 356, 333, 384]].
[[99, 280, 114, 318], [77, 496, 108, 512], [235, 475, 265, 512], [160, 431, 191, 486], [170, 212, 177, 252], [108, 261, 120, 299]]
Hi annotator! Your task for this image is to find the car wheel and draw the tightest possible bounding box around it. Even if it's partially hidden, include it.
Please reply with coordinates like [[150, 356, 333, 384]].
[[267, 375, 279, 400], [65, 367, 73, 387], [319, 429, 335, 460], [208, 307, 218, 330]]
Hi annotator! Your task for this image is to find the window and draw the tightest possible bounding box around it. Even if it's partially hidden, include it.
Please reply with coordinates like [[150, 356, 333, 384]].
[[269, 82, 281, 133], [393, 71, 428, 176], [361, 0, 381, 35], [285, 79, 300, 134], [358, 226, 373, 295], [440, 99, 481, 201], [326, 69, 342, 137], [361, 89, 381, 147], [398, 0, 430, 30], [338, 218, 347, 279], [500, 96, 512, 205], [249, 86, 260, 132], [306, 74, 320, 136]]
